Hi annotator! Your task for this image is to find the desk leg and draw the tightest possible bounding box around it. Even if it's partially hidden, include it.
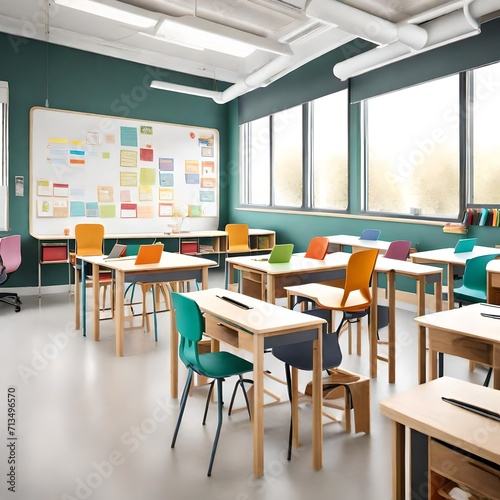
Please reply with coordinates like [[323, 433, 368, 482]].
[[253, 334, 265, 478], [370, 271, 379, 379], [92, 264, 100, 341], [446, 264, 454, 310], [312, 327, 323, 471], [115, 270, 124, 357], [387, 270, 396, 384], [428, 332, 438, 381], [392, 421, 406, 500], [75, 264, 81, 331], [201, 267, 209, 290], [417, 279, 427, 385], [267, 276, 276, 304], [494, 345, 500, 390], [435, 280, 442, 313], [227, 262, 235, 290]]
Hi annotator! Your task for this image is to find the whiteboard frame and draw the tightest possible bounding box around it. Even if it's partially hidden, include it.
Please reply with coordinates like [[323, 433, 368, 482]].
[[30, 107, 219, 237]]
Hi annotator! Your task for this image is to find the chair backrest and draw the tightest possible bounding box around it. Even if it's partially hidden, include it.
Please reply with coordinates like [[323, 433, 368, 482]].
[[462, 254, 500, 294], [304, 237, 329, 260], [359, 229, 381, 241], [341, 249, 379, 307], [0, 235, 22, 274], [384, 240, 411, 261], [75, 224, 104, 256], [171, 291, 205, 368], [225, 223, 250, 252]]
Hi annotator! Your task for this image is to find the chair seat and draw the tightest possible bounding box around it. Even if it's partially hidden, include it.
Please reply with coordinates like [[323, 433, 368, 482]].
[[454, 287, 485, 303], [194, 351, 253, 379], [227, 244, 251, 253], [287, 283, 371, 312]]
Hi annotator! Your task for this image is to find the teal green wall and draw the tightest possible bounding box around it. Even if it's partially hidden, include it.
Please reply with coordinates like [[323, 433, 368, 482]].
[[0, 33, 230, 287]]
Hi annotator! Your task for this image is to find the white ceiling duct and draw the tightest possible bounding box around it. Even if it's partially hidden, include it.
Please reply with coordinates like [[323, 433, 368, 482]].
[[306, 0, 428, 49], [333, 0, 500, 80]]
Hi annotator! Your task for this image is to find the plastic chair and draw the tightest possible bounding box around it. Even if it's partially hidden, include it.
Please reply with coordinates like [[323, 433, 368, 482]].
[[0, 235, 22, 312], [359, 229, 381, 241], [170, 291, 253, 476], [347, 240, 412, 355], [453, 253, 500, 386], [75, 224, 112, 328], [225, 223, 251, 289], [273, 249, 378, 460]]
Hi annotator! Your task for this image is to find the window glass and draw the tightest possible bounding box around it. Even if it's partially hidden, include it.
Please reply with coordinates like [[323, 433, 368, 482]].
[[248, 116, 270, 205], [312, 90, 348, 210], [366, 75, 460, 218], [272, 106, 303, 207], [471, 62, 500, 205]]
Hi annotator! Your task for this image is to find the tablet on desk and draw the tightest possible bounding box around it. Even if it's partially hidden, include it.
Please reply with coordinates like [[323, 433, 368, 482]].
[[454, 238, 477, 253], [103, 243, 127, 260], [254, 243, 294, 263], [134, 243, 164, 265]]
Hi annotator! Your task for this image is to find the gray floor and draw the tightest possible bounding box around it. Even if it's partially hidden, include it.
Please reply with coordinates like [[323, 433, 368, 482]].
[[0, 270, 489, 500]]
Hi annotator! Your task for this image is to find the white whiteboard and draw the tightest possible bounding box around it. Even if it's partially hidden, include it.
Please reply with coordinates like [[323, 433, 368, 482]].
[[30, 107, 219, 237]]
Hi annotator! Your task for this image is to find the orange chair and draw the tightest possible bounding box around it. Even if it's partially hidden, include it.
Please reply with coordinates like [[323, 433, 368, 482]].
[[74, 224, 112, 333], [225, 223, 252, 289]]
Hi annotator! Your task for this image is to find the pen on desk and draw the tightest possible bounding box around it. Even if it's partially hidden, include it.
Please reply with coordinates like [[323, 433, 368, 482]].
[[442, 397, 500, 422], [480, 303, 500, 308], [215, 295, 252, 310], [480, 312, 500, 319]]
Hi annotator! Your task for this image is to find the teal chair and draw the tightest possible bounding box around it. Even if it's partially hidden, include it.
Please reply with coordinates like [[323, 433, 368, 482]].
[[452, 253, 500, 386], [170, 291, 253, 476]]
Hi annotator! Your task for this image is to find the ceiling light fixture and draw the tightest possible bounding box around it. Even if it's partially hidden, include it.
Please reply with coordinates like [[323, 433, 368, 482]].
[[54, 0, 158, 28], [151, 15, 293, 58]]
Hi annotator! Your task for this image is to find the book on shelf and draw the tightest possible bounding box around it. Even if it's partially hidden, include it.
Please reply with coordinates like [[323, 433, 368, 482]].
[[443, 223, 468, 234], [258, 235, 270, 249], [199, 244, 214, 253]]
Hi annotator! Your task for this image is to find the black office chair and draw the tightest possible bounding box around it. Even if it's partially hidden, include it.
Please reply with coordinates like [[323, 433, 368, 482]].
[[0, 234, 22, 312]]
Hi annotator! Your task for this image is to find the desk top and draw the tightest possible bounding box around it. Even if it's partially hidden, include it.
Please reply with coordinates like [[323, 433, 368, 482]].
[[411, 245, 500, 265], [375, 256, 442, 277], [414, 302, 500, 342], [327, 234, 391, 252], [80, 251, 217, 271], [185, 287, 326, 336], [380, 376, 500, 464], [226, 251, 351, 275]]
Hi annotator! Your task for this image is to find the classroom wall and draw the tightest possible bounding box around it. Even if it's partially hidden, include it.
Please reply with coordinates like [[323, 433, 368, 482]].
[[0, 32, 230, 287], [230, 17, 500, 259]]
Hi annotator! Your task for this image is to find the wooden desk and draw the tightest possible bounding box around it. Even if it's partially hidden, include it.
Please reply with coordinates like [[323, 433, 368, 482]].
[[226, 252, 351, 304], [487, 259, 500, 304], [414, 303, 500, 388], [380, 377, 500, 500], [411, 246, 500, 310], [77, 252, 215, 393], [370, 257, 442, 383], [184, 288, 326, 478], [326, 234, 391, 254]]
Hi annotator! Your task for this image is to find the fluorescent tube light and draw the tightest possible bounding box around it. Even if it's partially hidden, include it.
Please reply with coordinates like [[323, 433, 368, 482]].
[[54, 0, 158, 28], [139, 32, 204, 51], [152, 15, 292, 58], [150, 81, 223, 101]]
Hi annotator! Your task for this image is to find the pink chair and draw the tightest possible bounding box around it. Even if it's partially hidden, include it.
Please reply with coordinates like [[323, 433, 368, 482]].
[[384, 240, 411, 261], [0, 235, 22, 312]]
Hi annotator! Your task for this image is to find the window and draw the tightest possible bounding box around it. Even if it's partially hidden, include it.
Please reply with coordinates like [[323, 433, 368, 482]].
[[311, 91, 348, 210], [470, 61, 500, 205], [365, 75, 460, 218], [240, 90, 349, 211]]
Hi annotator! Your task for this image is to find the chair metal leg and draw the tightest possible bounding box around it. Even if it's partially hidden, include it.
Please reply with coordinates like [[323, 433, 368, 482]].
[[202, 380, 216, 425], [171, 369, 194, 448], [207, 378, 224, 477], [228, 375, 253, 420], [484, 367, 493, 387], [284, 363, 293, 461], [151, 286, 158, 342]]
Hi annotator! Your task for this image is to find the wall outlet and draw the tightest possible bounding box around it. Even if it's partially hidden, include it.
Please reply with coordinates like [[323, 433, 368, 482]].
[[410, 207, 422, 215]]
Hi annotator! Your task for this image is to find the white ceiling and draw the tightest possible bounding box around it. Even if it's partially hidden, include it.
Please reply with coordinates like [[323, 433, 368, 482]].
[[1, 0, 498, 101]]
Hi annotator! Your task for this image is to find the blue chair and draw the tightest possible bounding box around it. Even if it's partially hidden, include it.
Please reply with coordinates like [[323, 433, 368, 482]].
[[359, 229, 381, 240], [170, 291, 253, 476]]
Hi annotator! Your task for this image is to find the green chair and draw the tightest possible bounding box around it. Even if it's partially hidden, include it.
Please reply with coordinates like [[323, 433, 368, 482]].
[[170, 291, 253, 476], [452, 253, 500, 386]]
